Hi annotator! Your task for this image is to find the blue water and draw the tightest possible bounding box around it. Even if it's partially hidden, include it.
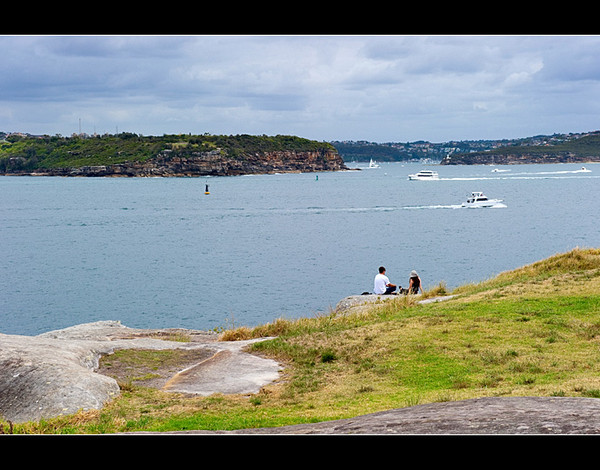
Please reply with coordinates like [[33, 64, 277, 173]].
[[2, 162, 599, 336]]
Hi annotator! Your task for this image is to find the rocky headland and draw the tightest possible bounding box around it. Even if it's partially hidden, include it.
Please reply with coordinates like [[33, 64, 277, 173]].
[[440, 131, 600, 165], [0, 133, 348, 177], [16, 149, 347, 177], [441, 151, 600, 165], [4, 317, 600, 434]]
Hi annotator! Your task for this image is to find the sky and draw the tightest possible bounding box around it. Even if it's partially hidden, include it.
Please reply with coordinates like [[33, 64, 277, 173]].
[[1, 34, 600, 143]]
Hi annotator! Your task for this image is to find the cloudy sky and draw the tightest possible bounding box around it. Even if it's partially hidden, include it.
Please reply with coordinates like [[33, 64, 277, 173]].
[[1, 34, 600, 143]]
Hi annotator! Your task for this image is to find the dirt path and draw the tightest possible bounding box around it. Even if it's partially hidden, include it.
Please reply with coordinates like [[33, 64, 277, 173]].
[[97, 347, 216, 390]]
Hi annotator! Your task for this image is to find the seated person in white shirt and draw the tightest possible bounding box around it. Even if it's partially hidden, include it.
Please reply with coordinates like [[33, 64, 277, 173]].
[[373, 266, 397, 295]]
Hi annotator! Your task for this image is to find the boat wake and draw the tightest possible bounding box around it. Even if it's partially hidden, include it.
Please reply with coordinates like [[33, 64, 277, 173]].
[[441, 168, 596, 181], [293, 204, 508, 212], [402, 203, 506, 210], [221, 203, 507, 217], [303, 204, 508, 212], [402, 204, 462, 210]]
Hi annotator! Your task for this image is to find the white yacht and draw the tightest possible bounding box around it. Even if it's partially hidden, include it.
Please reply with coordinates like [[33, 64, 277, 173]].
[[408, 170, 439, 180], [461, 192, 503, 208]]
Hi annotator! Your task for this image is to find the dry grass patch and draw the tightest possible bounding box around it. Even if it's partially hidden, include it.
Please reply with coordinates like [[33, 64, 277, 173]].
[[454, 247, 600, 296]]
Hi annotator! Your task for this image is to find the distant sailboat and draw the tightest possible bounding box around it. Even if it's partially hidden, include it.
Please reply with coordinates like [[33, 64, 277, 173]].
[[368, 159, 380, 168]]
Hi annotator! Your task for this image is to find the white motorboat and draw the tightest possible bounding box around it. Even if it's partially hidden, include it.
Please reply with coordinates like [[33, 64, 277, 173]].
[[461, 192, 503, 208], [368, 159, 380, 168], [408, 170, 439, 180]]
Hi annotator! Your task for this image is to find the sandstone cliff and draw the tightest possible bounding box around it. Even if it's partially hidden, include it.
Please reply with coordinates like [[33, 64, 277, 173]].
[[9, 148, 347, 177]]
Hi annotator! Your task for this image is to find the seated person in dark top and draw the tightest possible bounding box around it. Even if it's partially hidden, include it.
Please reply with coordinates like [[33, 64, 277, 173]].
[[408, 270, 423, 294]]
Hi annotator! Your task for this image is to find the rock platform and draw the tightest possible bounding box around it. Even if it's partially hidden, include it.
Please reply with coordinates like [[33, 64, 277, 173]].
[[169, 396, 600, 434], [0, 321, 281, 423], [334, 293, 457, 313]]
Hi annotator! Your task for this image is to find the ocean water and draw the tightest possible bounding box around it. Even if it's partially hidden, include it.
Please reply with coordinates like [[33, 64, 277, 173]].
[[2, 162, 599, 336]]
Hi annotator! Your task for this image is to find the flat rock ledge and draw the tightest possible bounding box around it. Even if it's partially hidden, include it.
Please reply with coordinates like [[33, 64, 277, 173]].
[[155, 397, 600, 435], [334, 293, 457, 313], [0, 321, 281, 423]]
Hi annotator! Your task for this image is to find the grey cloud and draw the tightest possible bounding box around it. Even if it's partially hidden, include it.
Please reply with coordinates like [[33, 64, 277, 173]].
[[1, 35, 600, 142]]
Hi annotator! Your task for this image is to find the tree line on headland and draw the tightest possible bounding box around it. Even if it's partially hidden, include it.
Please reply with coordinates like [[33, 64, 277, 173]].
[[440, 131, 600, 165], [333, 130, 600, 164]]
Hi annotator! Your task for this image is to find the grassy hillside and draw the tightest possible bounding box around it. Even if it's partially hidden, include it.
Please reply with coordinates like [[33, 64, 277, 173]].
[[485, 132, 600, 158], [8, 247, 600, 434], [443, 132, 600, 164]]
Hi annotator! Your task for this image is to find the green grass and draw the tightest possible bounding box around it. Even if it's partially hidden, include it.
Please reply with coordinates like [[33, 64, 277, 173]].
[[6, 247, 600, 434]]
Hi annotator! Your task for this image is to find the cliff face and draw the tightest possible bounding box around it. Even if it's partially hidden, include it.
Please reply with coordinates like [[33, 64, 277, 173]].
[[10, 148, 347, 177]]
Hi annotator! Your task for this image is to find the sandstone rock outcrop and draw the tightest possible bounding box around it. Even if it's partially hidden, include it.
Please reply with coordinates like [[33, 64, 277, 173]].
[[21, 149, 347, 177], [334, 293, 457, 314], [179, 396, 600, 434], [0, 321, 280, 423]]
